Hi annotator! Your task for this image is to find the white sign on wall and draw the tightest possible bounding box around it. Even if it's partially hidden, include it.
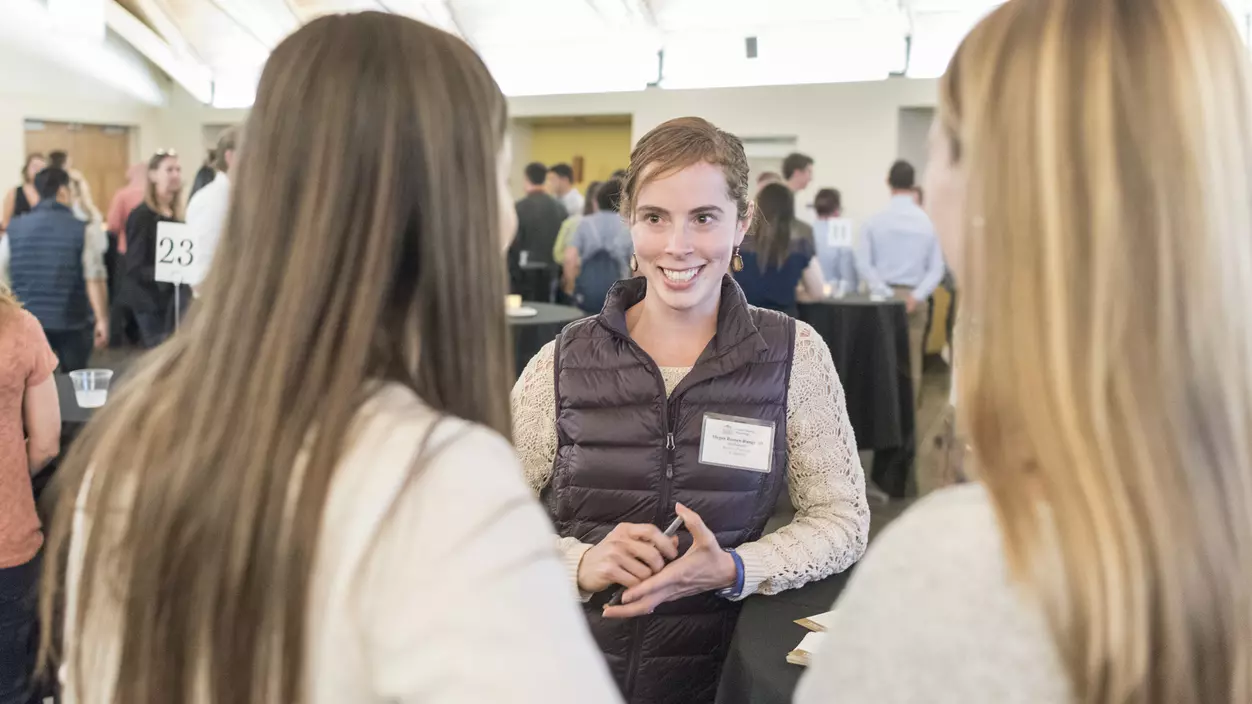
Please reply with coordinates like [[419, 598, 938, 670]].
[[154, 222, 201, 284], [826, 218, 854, 249]]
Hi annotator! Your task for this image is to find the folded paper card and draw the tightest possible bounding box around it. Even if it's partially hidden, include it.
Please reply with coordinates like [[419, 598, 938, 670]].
[[786, 631, 827, 667], [794, 610, 836, 632]]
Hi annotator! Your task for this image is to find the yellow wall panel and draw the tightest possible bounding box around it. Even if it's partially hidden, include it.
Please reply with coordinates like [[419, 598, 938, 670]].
[[527, 123, 632, 190]]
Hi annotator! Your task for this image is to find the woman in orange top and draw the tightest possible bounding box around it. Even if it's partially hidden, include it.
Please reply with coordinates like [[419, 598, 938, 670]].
[[0, 279, 60, 704]]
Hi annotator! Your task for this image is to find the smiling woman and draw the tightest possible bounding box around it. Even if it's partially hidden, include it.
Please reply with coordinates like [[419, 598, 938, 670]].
[[510, 116, 870, 704]]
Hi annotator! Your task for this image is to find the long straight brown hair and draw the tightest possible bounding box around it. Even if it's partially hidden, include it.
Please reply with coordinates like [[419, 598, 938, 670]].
[[39, 12, 512, 704], [752, 182, 797, 271], [943, 0, 1252, 701]]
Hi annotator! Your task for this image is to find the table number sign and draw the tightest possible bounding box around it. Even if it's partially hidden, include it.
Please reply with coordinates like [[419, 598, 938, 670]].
[[154, 221, 202, 285], [826, 218, 854, 249]]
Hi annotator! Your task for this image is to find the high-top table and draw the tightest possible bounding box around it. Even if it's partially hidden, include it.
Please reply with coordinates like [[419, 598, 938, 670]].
[[509, 302, 586, 378], [797, 297, 916, 498]]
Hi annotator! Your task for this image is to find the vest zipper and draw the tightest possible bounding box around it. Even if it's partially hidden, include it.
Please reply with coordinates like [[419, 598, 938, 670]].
[[665, 433, 675, 479], [625, 363, 673, 700]]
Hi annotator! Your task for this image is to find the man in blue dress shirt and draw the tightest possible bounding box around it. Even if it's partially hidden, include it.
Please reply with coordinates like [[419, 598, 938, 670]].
[[857, 160, 946, 406]]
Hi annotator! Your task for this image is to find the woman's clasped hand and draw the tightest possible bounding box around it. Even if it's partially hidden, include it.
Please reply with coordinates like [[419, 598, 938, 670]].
[[598, 503, 738, 619]]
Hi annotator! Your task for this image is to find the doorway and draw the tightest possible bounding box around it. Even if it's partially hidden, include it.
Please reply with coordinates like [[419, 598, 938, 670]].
[[24, 120, 133, 211]]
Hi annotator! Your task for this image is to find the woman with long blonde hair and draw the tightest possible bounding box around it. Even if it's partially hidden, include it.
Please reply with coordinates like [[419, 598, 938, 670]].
[[114, 150, 184, 348], [38, 12, 618, 704], [797, 0, 1252, 702]]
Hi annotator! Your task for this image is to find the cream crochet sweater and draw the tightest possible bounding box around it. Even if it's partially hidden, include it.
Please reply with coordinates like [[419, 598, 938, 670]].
[[511, 320, 870, 599]]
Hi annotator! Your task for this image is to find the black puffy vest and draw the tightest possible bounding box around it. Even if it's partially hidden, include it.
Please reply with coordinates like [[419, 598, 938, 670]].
[[543, 275, 795, 704]]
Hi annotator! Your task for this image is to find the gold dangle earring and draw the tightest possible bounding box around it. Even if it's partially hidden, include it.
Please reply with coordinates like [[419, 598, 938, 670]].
[[731, 247, 744, 273], [630, 254, 639, 272]]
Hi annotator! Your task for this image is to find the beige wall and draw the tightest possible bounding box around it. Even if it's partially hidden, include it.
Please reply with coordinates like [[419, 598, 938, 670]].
[[197, 80, 939, 220], [0, 36, 936, 221], [0, 37, 218, 211], [508, 79, 939, 223]]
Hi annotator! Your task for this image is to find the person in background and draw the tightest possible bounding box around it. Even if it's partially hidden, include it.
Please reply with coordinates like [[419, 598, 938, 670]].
[[40, 12, 621, 704], [186, 127, 239, 296], [549, 163, 584, 216], [553, 180, 601, 301], [2, 167, 109, 371], [188, 150, 217, 201], [103, 163, 148, 346], [553, 180, 600, 264], [2, 154, 45, 231], [46, 150, 106, 241], [810, 188, 858, 295], [798, 1, 1252, 703], [105, 163, 146, 255], [116, 151, 183, 349], [783, 153, 816, 224], [857, 159, 944, 406], [0, 280, 59, 704], [610, 168, 627, 180], [781, 153, 813, 193], [734, 182, 825, 316], [513, 116, 868, 704], [755, 171, 782, 195], [563, 178, 630, 313], [510, 161, 567, 297]]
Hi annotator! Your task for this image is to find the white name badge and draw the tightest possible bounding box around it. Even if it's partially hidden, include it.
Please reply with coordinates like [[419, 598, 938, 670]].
[[154, 221, 202, 284], [826, 218, 854, 249], [699, 413, 775, 474]]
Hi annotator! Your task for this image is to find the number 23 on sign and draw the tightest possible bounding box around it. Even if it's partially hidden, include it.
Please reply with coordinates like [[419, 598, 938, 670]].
[[154, 222, 200, 284]]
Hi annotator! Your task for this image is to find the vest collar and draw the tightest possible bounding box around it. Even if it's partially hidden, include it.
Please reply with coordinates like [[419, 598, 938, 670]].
[[598, 274, 771, 369], [32, 200, 71, 214]]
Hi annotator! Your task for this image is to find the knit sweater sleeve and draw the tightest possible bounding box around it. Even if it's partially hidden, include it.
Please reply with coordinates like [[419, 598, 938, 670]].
[[511, 341, 592, 599], [732, 320, 870, 598]]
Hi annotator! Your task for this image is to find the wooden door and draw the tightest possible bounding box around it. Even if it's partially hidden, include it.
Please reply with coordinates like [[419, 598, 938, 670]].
[[24, 121, 133, 214]]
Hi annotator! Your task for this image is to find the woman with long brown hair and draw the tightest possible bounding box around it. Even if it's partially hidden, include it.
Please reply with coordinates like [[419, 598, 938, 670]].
[[40, 12, 617, 704], [2, 154, 46, 230], [798, 0, 1252, 702], [115, 150, 183, 348], [733, 182, 826, 316]]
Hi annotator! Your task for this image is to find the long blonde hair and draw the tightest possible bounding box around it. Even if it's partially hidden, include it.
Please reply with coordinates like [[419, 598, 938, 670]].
[[39, 12, 512, 704], [943, 0, 1252, 701], [0, 280, 17, 308]]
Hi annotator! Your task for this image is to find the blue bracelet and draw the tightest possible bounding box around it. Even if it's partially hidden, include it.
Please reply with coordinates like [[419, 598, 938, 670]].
[[715, 548, 745, 600]]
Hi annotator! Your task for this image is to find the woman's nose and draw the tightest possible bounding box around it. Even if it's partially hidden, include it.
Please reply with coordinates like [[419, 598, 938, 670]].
[[665, 223, 694, 254]]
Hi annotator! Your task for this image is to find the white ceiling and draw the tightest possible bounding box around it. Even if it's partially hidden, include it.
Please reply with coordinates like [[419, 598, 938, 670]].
[[41, 0, 1252, 107]]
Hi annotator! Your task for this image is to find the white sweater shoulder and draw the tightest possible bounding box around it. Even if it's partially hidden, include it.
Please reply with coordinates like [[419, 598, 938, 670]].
[[64, 384, 622, 704], [794, 483, 1072, 704], [309, 384, 621, 703]]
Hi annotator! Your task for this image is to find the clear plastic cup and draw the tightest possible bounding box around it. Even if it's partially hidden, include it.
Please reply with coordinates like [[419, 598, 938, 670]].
[[69, 369, 113, 409]]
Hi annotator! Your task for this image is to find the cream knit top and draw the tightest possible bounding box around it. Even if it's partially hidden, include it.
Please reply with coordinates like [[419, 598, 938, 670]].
[[510, 320, 871, 599]]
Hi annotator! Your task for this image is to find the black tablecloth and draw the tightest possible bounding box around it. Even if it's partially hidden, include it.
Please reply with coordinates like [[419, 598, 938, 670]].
[[509, 303, 586, 378], [511, 263, 556, 303], [716, 569, 853, 704], [797, 298, 915, 497]]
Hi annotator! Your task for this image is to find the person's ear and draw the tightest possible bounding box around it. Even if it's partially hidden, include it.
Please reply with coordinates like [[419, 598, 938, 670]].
[[735, 203, 755, 246]]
